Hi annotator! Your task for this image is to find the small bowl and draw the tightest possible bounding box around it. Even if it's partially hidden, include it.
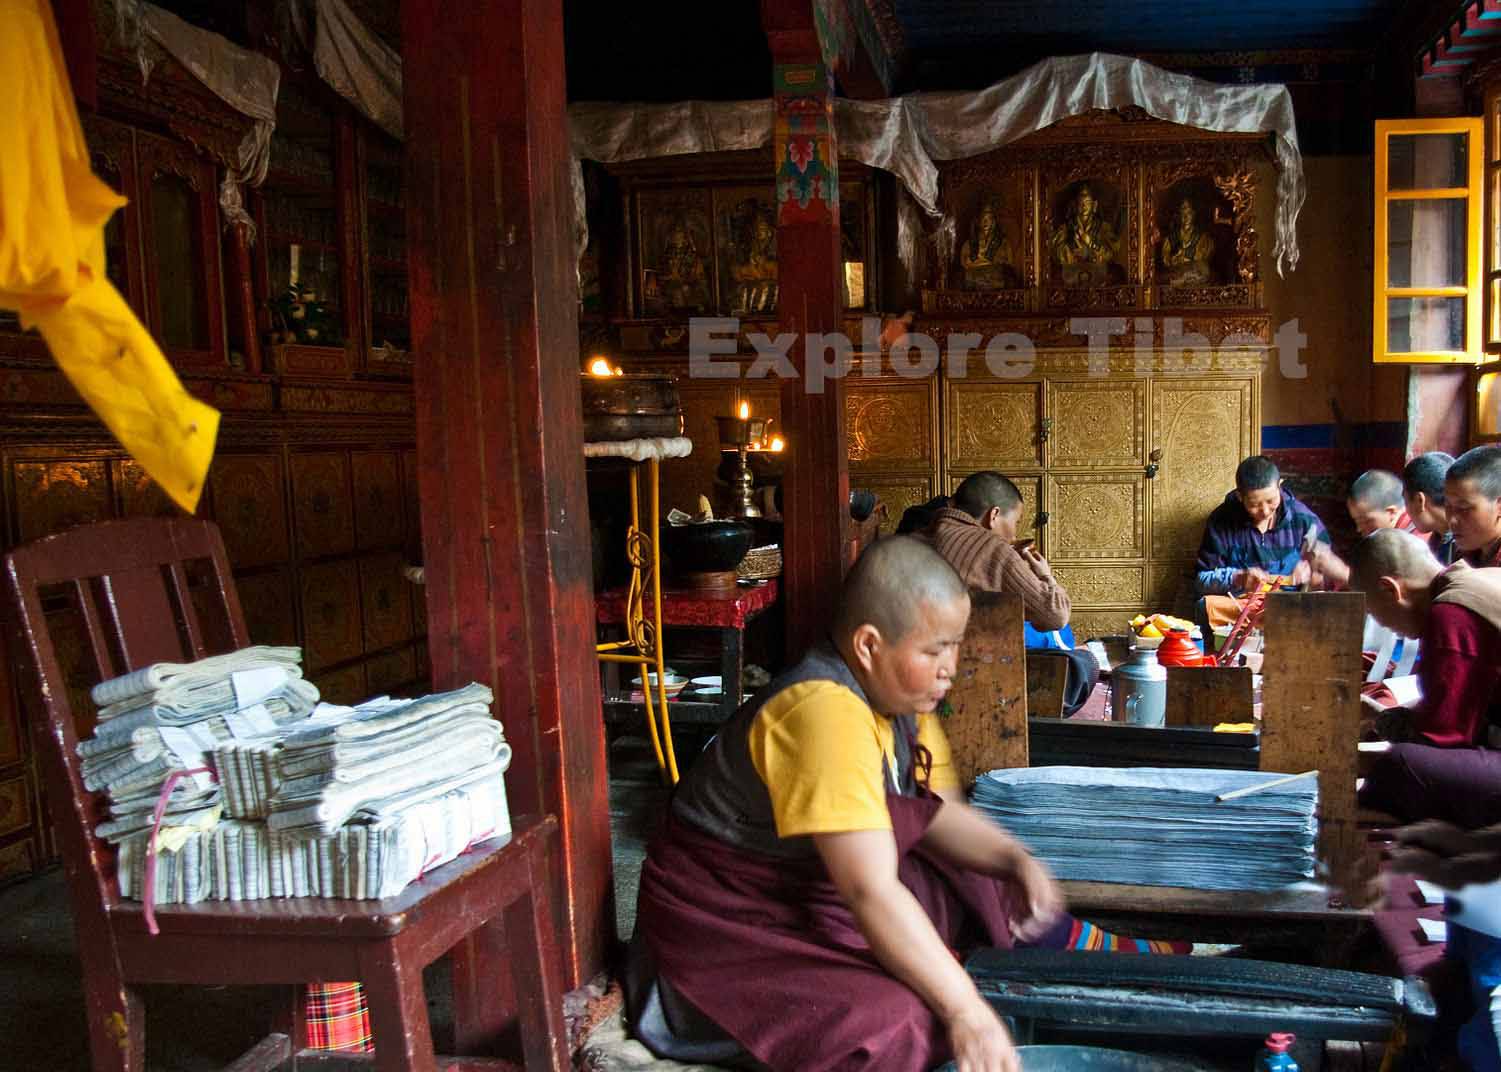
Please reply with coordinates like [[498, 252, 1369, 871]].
[[660, 521, 755, 574], [1131, 634, 1165, 652]]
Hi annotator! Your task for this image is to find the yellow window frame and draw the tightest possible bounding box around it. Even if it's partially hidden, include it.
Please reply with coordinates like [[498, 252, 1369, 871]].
[[1373, 117, 1483, 364]]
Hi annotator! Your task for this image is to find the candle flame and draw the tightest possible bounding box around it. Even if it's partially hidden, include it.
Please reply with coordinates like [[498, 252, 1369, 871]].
[[587, 357, 615, 377], [769, 435, 785, 452], [738, 401, 749, 420]]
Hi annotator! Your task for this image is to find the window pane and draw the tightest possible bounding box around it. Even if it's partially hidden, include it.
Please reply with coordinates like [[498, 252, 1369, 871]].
[[1387, 198, 1467, 287], [1388, 296, 1466, 352], [1388, 132, 1468, 190], [150, 174, 207, 350]]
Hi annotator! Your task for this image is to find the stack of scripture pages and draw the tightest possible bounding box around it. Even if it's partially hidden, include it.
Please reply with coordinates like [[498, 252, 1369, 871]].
[[78, 647, 320, 856], [971, 766, 1318, 892]]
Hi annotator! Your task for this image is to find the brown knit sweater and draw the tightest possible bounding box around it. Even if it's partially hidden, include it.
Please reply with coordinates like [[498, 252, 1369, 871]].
[[921, 507, 1071, 631]]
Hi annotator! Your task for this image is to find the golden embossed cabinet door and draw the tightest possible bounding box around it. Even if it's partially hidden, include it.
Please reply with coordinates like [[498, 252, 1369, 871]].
[[945, 381, 1042, 472], [1045, 380, 1146, 469], [1149, 379, 1255, 560], [1149, 377, 1257, 609]]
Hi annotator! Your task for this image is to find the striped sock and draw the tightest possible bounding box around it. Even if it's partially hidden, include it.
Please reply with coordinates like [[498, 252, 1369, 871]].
[[1065, 918, 1192, 955]]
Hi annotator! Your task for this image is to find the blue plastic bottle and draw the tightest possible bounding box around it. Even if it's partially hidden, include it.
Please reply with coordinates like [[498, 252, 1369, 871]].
[[1254, 1032, 1299, 1072]]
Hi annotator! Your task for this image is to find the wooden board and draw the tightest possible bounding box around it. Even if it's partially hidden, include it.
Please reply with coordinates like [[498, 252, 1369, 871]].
[[947, 592, 1028, 786], [1260, 592, 1365, 897], [1025, 652, 1068, 718], [1163, 665, 1254, 727]]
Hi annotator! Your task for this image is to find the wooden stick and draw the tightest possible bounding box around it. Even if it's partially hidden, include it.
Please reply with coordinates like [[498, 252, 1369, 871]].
[[1216, 769, 1319, 802]]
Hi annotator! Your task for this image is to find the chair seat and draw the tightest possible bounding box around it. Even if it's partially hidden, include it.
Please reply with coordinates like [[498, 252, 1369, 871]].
[[107, 826, 532, 940]]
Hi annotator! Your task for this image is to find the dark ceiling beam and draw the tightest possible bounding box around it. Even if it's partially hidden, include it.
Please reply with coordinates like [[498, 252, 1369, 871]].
[[764, 0, 903, 98]]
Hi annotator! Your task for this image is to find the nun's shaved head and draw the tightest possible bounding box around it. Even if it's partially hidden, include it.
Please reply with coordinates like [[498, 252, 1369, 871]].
[[834, 536, 969, 644], [1348, 528, 1443, 592]]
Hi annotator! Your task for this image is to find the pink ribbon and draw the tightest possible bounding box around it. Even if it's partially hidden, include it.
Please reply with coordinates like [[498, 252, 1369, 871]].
[[141, 766, 216, 936]]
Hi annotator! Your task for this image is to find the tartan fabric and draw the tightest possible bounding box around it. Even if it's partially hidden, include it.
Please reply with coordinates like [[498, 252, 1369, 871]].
[[1194, 488, 1329, 595], [304, 982, 374, 1052]]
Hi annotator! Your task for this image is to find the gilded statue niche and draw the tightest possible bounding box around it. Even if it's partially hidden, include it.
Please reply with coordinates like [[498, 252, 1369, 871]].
[[637, 188, 713, 316], [1046, 178, 1127, 287], [1145, 157, 1262, 306], [717, 187, 779, 316]]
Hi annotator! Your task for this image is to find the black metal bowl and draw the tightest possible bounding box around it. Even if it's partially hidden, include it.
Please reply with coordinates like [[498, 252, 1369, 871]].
[[659, 521, 755, 574]]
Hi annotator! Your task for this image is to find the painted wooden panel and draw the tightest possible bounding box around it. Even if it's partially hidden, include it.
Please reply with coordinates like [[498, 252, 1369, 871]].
[[0, 837, 37, 885], [209, 454, 289, 568], [0, 775, 33, 839], [366, 646, 417, 695], [1150, 378, 1254, 561], [359, 552, 414, 653], [291, 451, 355, 558], [1047, 472, 1145, 560], [298, 560, 362, 670], [946, 381, 1042, 471], [1046, 379, 1146, 469], [352, 451, 404, 551], [116, 459, 179, 518], [236, 568, 299, 647], [12, 460, 110, 545], [1067, 607, 1142, 642], [313, 663, 367, 707]]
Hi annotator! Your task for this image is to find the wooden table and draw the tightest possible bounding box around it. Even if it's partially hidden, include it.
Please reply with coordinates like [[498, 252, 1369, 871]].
[[596, 578, 780, 726]]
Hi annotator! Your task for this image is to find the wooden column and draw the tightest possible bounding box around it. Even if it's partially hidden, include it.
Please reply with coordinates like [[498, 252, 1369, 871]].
[[762, 0, 850, 657], [403, 0, 612, 987]]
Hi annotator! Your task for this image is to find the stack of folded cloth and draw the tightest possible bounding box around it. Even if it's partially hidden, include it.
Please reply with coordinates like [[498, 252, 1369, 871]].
[[79, 647, 320, 848], [971, 766, 1318, 892]]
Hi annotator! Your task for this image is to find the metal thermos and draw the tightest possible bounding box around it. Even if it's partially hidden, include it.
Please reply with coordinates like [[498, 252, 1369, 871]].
[[1114, 645, 1167, 727]]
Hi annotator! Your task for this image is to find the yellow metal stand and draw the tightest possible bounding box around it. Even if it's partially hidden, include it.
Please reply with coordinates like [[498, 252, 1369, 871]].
[[596, 458, 680, 784]]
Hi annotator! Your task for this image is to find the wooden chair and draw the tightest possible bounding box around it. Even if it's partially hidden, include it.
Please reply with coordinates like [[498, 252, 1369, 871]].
[[4, 517, 568, 1072]]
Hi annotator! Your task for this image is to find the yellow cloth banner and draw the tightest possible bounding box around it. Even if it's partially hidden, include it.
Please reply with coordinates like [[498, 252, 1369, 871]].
[[0, 0, 219, 513]]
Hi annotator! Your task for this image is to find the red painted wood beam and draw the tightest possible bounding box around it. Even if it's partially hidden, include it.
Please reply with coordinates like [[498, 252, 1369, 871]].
[[762, 0, 851, 659], [403, 0, 612, 990]]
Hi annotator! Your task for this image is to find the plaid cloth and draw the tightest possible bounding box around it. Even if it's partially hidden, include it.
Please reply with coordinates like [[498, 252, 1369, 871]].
[[1194, 488, 1329, 595], [304, 982, 373, 1052]]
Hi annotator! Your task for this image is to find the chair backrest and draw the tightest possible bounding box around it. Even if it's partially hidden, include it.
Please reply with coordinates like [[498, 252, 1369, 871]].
[[4, 518, 248, 912]]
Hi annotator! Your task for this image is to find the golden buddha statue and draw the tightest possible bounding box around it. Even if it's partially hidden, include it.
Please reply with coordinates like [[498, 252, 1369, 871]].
[[1048, 183, 1121, 286], [1158, 197, 1215, 286], [659, 221, 709, 311], [729, 211, 779, 314], [958, 201, 1018, 290]]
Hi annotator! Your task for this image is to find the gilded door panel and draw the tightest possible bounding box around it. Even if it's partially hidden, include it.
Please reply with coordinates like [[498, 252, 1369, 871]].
[[1068, 608, 1146, 643], [116, 459, 179, 518], [664, 383, 737, 515], [854, 476, 934, 537], [0, 775, 33, 839], [847, 382, 933, 469], [1150, 379, 1253, 561], [946, 472, 1043, 554], [299, 560, 362, 671], [359, 552, 414, 653], [237, 569, 298, 647], [1047, 473, 1145, 560], [1051, 564, 1144, 608], [313, 664, 367, 706], [1148, 559, 1197, 611], [1046, 379, 1145, 468], [352, 451, 404, 551], [12, 460, 110, 545], [291, 451, 355, 559], [946, 381, 1042, 471]]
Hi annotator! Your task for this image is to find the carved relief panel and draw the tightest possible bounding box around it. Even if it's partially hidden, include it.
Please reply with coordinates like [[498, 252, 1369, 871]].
[[857, 477, 935, 537], [946, 381, 1042, 471], [1046, 473, 1145, 560], [1041, 152, 1137, 304], [116, 459, 178, 518], [299, 559, 363, 671], [1145, 154, 1261, 307], [352, 451, 404, 551], [236, 568, 298, 647], [359, 552, 414, 653], [209, 454, 289, 568], [291, 451, 355, 559], [1149, 378, 1255, 562], [12, 460, 111, 545], [1045, 379, 1146, 469], [846, 381, 934, 470], [934, 153, 1031, 307], [1052, 564, 1145, 607]]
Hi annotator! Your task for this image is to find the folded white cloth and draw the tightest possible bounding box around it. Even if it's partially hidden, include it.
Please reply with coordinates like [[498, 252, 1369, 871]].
[[91, 646, 304, 707]]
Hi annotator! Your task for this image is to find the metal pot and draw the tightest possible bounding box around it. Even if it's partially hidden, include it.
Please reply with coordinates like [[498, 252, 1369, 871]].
[[579, 373, 683, 442]]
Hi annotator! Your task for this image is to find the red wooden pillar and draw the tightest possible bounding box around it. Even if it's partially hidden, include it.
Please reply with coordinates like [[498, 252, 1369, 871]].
[[402, 0, 612, 988], [763, 0, 850, 657]]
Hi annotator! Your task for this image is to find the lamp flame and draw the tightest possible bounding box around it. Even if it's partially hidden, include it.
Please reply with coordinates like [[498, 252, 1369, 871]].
[[769, 435, 785, 452], [587, 357, 615, 377], [738, 401, 750, 420]]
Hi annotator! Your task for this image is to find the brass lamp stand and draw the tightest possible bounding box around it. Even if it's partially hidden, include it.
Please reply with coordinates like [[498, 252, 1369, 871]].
[[715, 413, 766, 519]]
